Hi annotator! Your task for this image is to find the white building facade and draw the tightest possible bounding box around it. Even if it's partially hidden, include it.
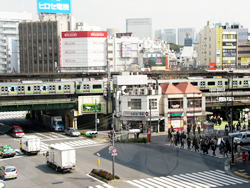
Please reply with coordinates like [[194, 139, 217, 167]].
[[0, 11, 32, 73], [60, 31, 107, 71], [126, 18, 152, 39], [162, 29, 176, 44]]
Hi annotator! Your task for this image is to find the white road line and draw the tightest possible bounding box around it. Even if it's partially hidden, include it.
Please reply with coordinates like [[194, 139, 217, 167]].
[[153, 177, 182, 188], [140, 179, 162, 188], [180, 173, 216, 187], [211, 170, 249, 183], [126, 180, 145, 188], [173, 174, 211, 188], [146, 178, 174, 188], [202, 171, 237, 184], [160, 177, 192, 188]]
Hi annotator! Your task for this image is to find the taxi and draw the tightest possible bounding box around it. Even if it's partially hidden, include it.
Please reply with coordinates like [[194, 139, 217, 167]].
[[0, 145, 16, 158]]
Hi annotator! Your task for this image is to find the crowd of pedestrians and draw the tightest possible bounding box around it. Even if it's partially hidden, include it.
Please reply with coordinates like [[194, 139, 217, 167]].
[[167, 124, 249, 158]]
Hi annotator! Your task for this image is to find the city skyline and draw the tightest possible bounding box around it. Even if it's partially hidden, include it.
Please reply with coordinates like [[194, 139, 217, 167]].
[[1, 0, 249, 34]]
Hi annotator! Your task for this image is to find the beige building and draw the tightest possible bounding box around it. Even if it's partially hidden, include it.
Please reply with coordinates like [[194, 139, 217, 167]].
[[198, 21, 238, 70]]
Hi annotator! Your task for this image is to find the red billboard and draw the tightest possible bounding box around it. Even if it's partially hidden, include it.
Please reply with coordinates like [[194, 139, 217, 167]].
[[62, 31, 107, 38], [209, 62, 216, 70]]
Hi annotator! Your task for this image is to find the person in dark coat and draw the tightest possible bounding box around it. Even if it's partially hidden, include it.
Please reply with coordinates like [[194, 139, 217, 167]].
[[193, 124, 196, 135], [197, 125, 201, 135], [187, 136, 191, 150], [176, 131, 180, 144]]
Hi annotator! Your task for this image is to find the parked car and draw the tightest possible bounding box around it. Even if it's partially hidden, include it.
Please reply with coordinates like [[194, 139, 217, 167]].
[[10, 125, 25, 138], [64, 128, 81, 137], [0, 145, 16, 158], [0, 165, 17, 180]]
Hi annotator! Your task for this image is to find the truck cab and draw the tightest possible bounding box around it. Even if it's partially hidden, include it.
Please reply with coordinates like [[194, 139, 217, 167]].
[[53, 116, 65, 131]]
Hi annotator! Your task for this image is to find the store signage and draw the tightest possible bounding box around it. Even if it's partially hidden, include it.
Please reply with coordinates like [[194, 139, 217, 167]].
[[62, 31, 108, 38], [123, 111, 145, 116], [37, 0, 71, 14], [171, 113, 182, 116]]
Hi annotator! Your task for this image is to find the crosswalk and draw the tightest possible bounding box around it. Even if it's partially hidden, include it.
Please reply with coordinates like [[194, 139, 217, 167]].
[[165, 143, 227, 159], [88, 184, 113, 188], [125, 170, 249, 188], [0, 111, 27, 119], [39, 139, 104, 153]]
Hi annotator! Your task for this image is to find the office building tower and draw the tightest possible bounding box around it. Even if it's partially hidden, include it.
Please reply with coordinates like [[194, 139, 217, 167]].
[[198, 21, 238, 69], [126, 18, 152, 39], [19, 15, 69, 73], [178, 28, 196, 46], [155, 29, 162, 40], [0, 11, 32, 73], [162, 29, 176, 44]]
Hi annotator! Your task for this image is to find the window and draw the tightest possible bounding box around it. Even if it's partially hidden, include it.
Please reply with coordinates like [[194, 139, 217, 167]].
[[128, 99, 141, 110], [93, 84, 102, 89], [187, 98, 202, 108], [149, 99, 157, 109], [168, 99, 183, 109]]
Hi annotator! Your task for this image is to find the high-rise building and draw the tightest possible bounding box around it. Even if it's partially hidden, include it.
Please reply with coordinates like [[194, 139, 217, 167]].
[[155, 29, 162, 40], [126, 18, 152, 39], [178, 28, 196, 46], [162, 29, 176, 44], [19, 15, 70, 73], [0, 11, 32, 73], [197, 21, 238, 69]]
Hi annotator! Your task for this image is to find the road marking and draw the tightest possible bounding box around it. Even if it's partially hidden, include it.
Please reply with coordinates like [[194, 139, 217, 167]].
[[124, 170, 249, 188]]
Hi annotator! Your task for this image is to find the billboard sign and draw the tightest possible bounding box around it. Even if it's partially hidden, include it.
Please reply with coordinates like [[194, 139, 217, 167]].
[[143, 57, 166, 67], [62, 31, 107, 38], [37, 0, 71, 14]]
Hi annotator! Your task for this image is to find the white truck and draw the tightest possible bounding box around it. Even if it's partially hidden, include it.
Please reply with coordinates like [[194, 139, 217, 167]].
[[44, 143, 76, 172], [20, 135, 41, 155]]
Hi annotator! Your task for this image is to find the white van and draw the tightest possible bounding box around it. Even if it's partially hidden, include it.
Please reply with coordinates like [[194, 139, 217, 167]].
[[234, 131, 250, 144]]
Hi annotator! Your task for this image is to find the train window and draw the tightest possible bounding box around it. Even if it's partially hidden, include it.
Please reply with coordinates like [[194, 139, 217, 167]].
[[191, 82, 198, 86], [93, 84, 102, 89], [239, 81, 242, 85], [77, 85, 81, 89], [11, 87, 15, 92], [207, 82, 215, 86], [225, 81, 228, 86], [5, 87, 7, 91], [58, 86, 61, 90], [43, 86, 46, 90], [1, 87, 3, 91], [28, 86, 31, 91]]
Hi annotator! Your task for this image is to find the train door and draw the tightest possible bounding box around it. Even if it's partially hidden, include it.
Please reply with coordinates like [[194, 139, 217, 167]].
[[243, 80, 248, 88], [17, 86, 25, 95], [200, 81, 206, 90], [232, 80, 238, 88], [49, 85, 56, 94], [34, 85, 41, 94], [217, 81, 223, 88], [1, 86, 8, 96], [83, 84, 90, 93], [64, 84, 70, 94]]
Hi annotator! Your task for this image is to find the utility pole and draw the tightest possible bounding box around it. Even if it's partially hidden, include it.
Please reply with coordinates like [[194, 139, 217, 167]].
[[112, 112, 115, 179], [149, 99, 152, 142], [230, 72, 235, 165], [95, 99, 97, 132]]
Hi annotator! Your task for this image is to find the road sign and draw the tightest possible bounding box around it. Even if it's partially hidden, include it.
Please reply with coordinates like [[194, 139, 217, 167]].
[[111, 147, 117, 156], [109, 146, 114, 153]]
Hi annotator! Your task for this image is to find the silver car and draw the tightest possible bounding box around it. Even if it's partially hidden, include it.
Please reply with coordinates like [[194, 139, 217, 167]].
[[64, 128, 81, 137], [0, 165, 17, 180]]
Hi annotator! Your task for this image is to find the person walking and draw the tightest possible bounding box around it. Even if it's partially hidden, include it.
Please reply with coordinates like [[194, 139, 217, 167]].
[[237, 144, 242, 157], [211, 137, 217, 156], [187, 136, 191, 150], [225, 124, 229, 136], [223, 144, 228, 157], [193, 124, 196, 135], [180, 137, 185, 148], [197, 125, 201, 135]]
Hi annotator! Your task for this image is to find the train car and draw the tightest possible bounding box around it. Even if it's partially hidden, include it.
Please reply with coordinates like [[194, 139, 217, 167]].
[[0, 81, 75, 96], [75, 81, 105, 94]]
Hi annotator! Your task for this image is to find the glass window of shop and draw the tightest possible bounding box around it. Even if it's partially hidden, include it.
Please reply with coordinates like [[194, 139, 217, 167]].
[[168, 99, 183, 109], [128, 99, 141, 110], [187, 98, 202, 108], [149, 99, 157, 109]]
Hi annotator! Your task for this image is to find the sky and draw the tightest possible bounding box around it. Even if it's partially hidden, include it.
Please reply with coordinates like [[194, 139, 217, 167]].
[[1, 0, 250, 34]]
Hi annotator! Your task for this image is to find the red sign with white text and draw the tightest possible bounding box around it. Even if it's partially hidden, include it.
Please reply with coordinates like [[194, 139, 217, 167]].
[[62, 31, 107, 38]]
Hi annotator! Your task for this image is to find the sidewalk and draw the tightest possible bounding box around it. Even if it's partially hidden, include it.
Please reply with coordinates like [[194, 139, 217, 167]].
[[225, 155, 250, 180]]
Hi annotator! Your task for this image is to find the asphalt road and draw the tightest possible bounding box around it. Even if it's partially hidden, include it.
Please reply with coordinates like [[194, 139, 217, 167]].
[[0, 118, 250, 188]]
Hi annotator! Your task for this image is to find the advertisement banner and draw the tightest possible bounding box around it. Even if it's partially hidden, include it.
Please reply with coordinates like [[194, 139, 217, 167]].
[[143, 57, 166, 67], [241, 57, 250, 65], [166, 56, 169, 69], [37, 0, 71, 14], [82, 104, 101, 112], [62, 31, 107, 38]]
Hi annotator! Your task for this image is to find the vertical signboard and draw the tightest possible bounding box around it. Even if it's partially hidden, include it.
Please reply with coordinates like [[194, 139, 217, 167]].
[[216, 27, 222, 69], [37, 0, 71, 14]]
